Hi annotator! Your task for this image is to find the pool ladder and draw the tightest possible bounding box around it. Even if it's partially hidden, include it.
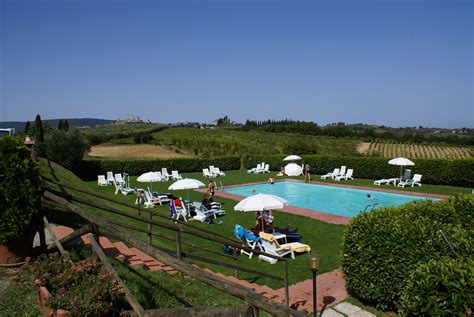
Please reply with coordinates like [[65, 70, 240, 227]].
[[219, 181, 224, 192], [363, 203, 379, 212]]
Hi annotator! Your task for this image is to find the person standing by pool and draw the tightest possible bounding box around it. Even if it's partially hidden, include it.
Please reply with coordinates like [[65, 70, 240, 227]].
[[207, 179, 216, 198], [305, 162, 311, 182]]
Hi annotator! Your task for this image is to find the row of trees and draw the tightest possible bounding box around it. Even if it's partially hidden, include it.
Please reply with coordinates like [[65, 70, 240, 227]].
[[241, 119, 474, 145], [23, 116, 70, 142]]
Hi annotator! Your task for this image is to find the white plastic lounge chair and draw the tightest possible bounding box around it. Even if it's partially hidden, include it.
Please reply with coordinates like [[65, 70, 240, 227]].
[[106, 171, 115, 185], [247, 163, 261, 174], [154, 171, 166, 182], [258, 237, 294, 264], [259, 232, 310, 254], [321, 168, 339, 180], [114, 173, 126, 186], [398, 174, 422, 187], [374, 178, 389, 185], [169, 199, 189, 222], [171, 170, 183, 180], [262, 164, 270, 173], [161, 168, 170, 181], [234, 225, 263, 259], [255, 164, 266, 174], [402, 169, 411, 181], [192, 202, 225, 221], [113, 181, 135, 195], [203, 168, 215, 178], [213, 167, 225, 176], [338, 166, 347, 177], [335, 169, 353, 181], [98, 175, 108, 186]]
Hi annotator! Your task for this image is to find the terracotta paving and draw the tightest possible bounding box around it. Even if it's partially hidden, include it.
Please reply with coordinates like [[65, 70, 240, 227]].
[[49, 225, 348, 313]]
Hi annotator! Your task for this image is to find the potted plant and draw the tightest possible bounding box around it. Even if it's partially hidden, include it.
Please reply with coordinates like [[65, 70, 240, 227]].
[[0, 135, 42, 264]]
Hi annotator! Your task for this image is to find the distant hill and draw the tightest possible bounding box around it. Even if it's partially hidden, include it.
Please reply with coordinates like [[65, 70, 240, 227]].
[[0, 118, 114, 133]]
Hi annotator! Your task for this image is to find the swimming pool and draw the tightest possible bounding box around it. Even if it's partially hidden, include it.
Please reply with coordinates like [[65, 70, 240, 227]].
[[224, 181, 440, 217]]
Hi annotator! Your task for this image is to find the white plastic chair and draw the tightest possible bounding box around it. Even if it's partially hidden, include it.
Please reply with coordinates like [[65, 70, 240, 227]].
[[335, 169, 353, 181], [171, 170, 183, 180], [106, 171, 115, 185], [98, 175, 107, 186]]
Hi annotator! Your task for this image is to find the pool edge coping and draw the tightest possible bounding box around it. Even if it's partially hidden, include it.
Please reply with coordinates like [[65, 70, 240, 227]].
[[197, 178, 448, 226]]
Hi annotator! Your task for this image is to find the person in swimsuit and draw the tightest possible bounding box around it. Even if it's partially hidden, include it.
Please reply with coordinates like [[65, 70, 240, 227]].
[[207, 179, 216, 198]]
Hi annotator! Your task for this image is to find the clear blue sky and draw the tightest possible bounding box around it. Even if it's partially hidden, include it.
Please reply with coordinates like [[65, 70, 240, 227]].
[[1, 0, 472, 128]]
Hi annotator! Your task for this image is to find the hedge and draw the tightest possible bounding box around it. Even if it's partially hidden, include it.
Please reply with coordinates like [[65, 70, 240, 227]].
[[399, 257, 473, 315], [242, 155, 474, 187], [79, 156, 241, 180], [341, 195, 473, 311]]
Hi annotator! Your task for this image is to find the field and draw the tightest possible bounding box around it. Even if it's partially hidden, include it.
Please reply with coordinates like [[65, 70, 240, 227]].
[[145, 128, 357, 157], [362, 141, 472, 159], [80, 124, 472, 160], [88, 144, 192, 159]]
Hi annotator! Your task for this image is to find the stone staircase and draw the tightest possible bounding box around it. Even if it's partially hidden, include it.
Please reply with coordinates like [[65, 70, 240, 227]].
[[50, 225, 348, 313]]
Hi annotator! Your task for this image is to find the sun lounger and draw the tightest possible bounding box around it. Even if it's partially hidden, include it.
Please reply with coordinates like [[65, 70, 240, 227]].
[[114, 173, 126, 186], [171, 170, 183, 180], [98, 175, 108, 186], [248, 163, 261, 174], [161, 168, 170, 181], [203, 168, 215, 178], [106, 171, 115, 185], [260, 232, 310, 254], [321, 168, 339, 180], [398, 174, 422, 187], [213, 167, 225, 176], [234, 225, 262, 259], [335, 169, 353, 181], [169, 199, 189, 222]]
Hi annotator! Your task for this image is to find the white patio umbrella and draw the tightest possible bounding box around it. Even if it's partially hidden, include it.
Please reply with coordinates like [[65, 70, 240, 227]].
[[168, 178, 206, 199], [283, 155, 302, 161], [137, 172, 163, 192], [388, 157, 415, 178], [234, 193, 288, 212], [234, 193, 288, 232], [284, 163, 303, 176]]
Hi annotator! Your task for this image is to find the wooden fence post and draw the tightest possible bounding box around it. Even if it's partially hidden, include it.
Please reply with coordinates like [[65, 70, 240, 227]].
[[148, 211, 152, 245], [176, 229, 182, 261], [284, 260, 289, 307]]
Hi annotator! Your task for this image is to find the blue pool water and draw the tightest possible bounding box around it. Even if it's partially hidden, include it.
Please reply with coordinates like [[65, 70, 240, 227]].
[[225, 181, 439, 217]]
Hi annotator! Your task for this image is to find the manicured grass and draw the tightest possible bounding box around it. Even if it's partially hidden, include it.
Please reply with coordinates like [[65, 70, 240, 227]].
[[113, 260, 244, 309], [40, 161, 469, 291]]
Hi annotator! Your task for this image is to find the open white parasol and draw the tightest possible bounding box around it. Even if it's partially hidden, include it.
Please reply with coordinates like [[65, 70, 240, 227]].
[[168, 178, 206, 199], [388, 157, 415, 178], [283, 155, 302, 161]]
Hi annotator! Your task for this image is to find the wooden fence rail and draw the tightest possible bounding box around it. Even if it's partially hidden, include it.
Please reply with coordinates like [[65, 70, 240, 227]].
[[42, 190, 305, 317]]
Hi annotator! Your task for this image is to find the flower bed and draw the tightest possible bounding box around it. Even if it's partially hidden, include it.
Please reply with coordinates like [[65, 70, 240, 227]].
[[15, 253, 125, 316]]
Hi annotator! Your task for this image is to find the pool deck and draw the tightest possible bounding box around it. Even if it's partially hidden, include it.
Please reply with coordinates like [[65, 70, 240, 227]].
[[199, 179, 448, 226]]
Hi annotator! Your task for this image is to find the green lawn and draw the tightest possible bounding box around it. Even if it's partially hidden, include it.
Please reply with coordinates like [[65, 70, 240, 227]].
[[40, 161, 469, 290]]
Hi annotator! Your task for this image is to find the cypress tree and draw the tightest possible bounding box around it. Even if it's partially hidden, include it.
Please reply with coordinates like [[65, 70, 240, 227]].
[[58, 120, 63, 130], [24, 121, 31, 134], [64, 120, 69, 131], [35, 114, 44, 142]]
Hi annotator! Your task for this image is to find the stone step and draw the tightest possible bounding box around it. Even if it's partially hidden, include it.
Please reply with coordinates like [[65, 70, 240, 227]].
[[129, 247, 157, 263]]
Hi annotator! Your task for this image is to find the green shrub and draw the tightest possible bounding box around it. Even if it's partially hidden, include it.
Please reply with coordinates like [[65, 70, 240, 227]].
[[78, 156, 241, 180], [45, 129, 90, 172], [0, 136, 42, 244], [243, 155, 474, 187], [15, 252, 125, 315], [341, 195, 473, 311], [399, 257, 473, 316]]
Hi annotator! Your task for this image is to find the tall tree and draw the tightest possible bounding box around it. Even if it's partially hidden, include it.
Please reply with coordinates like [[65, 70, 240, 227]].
[[57, 120, 63, 130], [24, 121, 31, 135], [64, 120, 69, 131], [35, 114, 44, 142]]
